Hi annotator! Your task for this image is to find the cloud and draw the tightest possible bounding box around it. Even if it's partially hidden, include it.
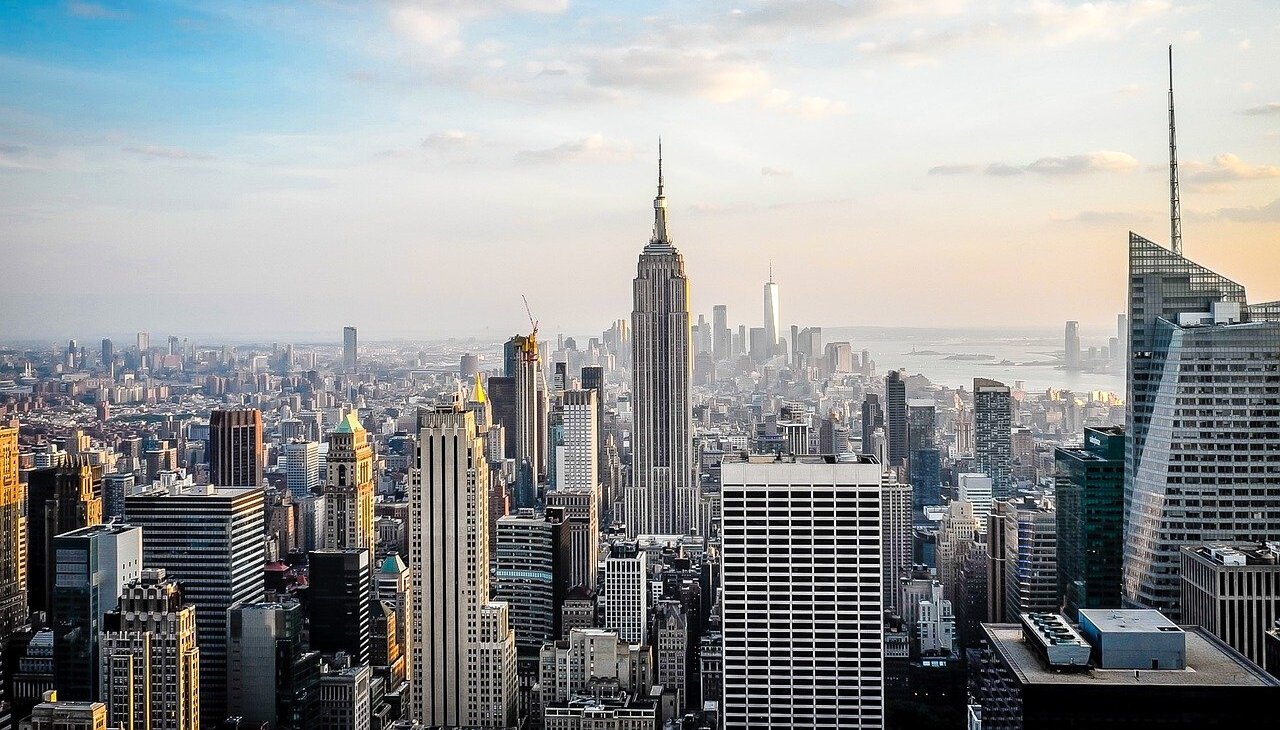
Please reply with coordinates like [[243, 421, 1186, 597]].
[[0, 143, 40, 171], [1243, 102, 1280, 116], [121, 144, 213, 161], [762, 89, 848, 118], [1019, 0, 1172, 44], [761, 166, 792, 177], [985, 162, 1025, 176], [388, 0, 567, 53], [1189, 153, 1280, 183], [1215, 198, 1280, 222], [934, 151, 1140, 177], [1024, 151, 1139, 174], [928, 163, 980, 175], [66, 1, 125, 19], [580, 46, 770, 102], [514, 134, 634, 165], [422, 130, 477, 150], [1052, 209, 1153, 225]]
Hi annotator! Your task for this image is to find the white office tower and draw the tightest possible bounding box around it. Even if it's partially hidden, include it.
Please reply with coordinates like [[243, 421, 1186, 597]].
[[881, 472, 912, 617], [557, 390, 598, 491], [282, 440, 319, 500], [916, 580, 955, 656], [603, 542, 648, 644], [721, 454, 884, 728], [409, 403, 516, 727], [764, 268, 780, 358], [957, 473, 994, 533], [627, 147, 695, 537], [101, 568, 200, 730], [549, 389, 601, 592]]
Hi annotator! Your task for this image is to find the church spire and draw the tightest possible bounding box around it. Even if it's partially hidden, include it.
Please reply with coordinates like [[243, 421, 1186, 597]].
[[652, 138, 669, 244]]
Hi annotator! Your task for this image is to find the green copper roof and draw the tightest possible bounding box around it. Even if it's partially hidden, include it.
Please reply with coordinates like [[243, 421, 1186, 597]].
[[333, 411, 363, 434], [380, 554, 407, 574]]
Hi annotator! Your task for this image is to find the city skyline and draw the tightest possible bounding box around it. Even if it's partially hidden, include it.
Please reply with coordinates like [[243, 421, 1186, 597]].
[[2, 2, 1279, 338]]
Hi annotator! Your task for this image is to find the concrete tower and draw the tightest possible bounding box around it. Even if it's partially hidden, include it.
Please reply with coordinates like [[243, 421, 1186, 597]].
[[409, 402, 516, 727]]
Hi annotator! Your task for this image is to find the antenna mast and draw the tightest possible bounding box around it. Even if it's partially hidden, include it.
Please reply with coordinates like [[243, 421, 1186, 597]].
[[1168, 44, 1183, 256]]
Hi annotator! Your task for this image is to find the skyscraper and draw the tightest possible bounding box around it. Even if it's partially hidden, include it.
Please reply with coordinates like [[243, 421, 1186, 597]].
[[209, 408, 264, 488], [1064, 320, 1081, 369], [557, 390, 598, 492], [885, 371, 907, 468], [409, 403, 516, 727], [0, 420, 25, 639], [282, 440, 319, 500], [627, 147, 694, 537], [493, 509, 569, 653], [51, 524, 143, 701], [906, 399, 940, 513], [712, 304, 729, 361], [27, 459, 104, 616], [881, 472, 912, 617], [323, 412, 375, 551], [101, 568, 201, 730], [603, 542, 648, 645], [511, 333, 543, 508], [1054, 426, 1124, 619], [1000, 497, 1057, 620], [860, 395, 883, 458], [307, 549, 372, 664], [974, 378, 1013, 499], [1124, 232, 1280, 618], [126, 484, 266, 727], [343, 326, 357, 372], [226, 600, 320, 730], [763, 267, 779, 359], [720, 454, 884, 728]]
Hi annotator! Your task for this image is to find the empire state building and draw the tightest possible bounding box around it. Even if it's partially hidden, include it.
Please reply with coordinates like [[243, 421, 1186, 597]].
[[626, 144, 695, 536]]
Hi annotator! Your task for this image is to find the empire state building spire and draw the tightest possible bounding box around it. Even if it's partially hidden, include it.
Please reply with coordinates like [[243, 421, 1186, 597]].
[[651, 139, 670, 245]]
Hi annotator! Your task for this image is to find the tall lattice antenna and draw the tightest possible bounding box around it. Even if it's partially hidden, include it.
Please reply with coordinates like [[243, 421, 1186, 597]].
[[1168, 44, 1183, 256]]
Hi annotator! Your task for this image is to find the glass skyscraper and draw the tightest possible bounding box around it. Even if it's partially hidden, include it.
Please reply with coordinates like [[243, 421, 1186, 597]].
[[1055, 425, 1124, 619], [1124, 232, 1280, 617]]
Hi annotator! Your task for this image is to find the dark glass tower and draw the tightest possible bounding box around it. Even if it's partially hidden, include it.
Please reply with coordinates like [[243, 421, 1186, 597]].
[[1055, 425, 1124, 619], [307, 549, 372, 664], [885, 371, 907, 467]]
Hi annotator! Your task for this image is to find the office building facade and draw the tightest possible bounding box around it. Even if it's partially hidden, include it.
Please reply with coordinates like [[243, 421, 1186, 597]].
[[721, 455, 884, 728]]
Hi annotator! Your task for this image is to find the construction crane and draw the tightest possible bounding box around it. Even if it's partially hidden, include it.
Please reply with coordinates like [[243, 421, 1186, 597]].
[[521, 295, 539, 360]]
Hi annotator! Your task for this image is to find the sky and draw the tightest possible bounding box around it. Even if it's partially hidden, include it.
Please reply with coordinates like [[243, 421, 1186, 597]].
[[1, 0, 1278, 343]]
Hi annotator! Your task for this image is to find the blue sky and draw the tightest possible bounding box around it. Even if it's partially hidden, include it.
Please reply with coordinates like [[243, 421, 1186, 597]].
[[1, 0, 1278, 341]]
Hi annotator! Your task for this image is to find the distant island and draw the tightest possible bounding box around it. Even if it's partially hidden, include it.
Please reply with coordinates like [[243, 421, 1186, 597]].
[[944, 353, 995, 361], [905, 349, 947, 356]]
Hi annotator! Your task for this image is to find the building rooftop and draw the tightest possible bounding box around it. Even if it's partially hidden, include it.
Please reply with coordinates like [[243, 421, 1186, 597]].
[[721, 452, 879, 465], [983, 623, 1277, 687], [1183, 543, 1280, 567]]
